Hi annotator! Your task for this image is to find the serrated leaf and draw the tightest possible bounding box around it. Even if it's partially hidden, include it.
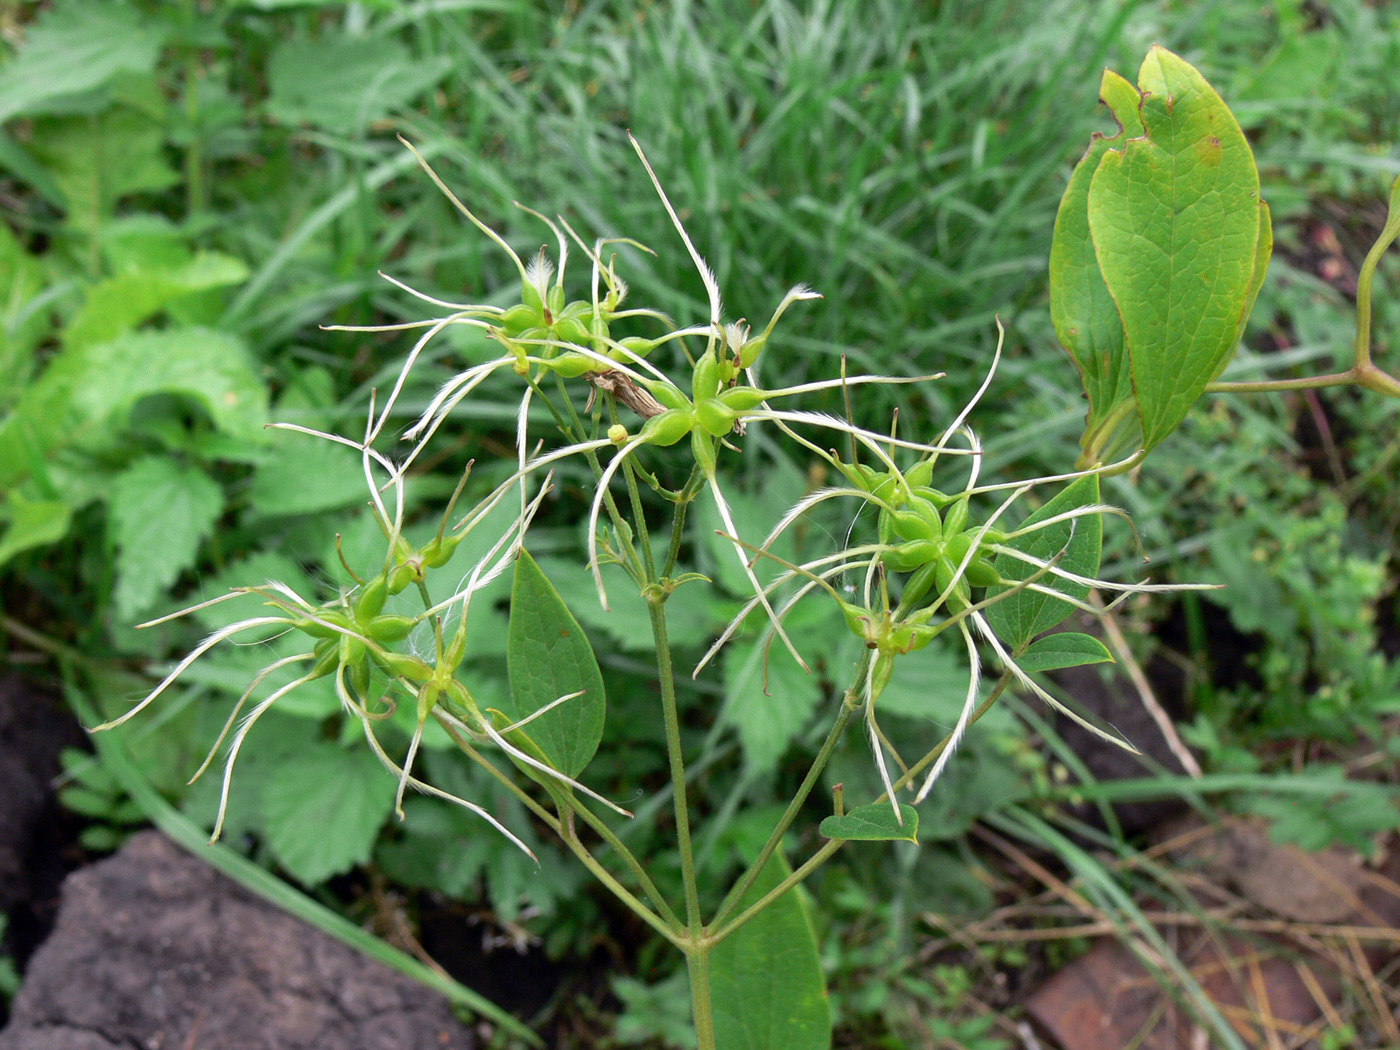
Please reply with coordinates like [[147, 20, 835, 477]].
[[266, 38, 450, 135], [722, 632, 822, 775], [1016, 632, 1114, 672], [505, 550, 606, 779], [109, 458, 224, 618], [1050, 68, 1144, 459], [984, 475, 1102, 651], [0, 494, 72, 566], [0, 222, 50, 390], [246, 433, 370, 517], [819, 803, 918, 842], [63, 251, 249, 352], [711, 852, 830, 1050], [1088, 47, 1264, 451], [28, 94, 177, 232], [261, 743, 396, 886], [0, 328, 267, 491], [0, 5, 166, 124]]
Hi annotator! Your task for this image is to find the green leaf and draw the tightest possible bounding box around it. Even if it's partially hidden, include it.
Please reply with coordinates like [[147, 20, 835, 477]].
[[0, 328, 267, 491], [266, 37, 451, 135], [722, 621, 823, 775], [261, 742, 397, 886], [246, 433, 370, 517], [0, 222, 51, 392], [1050, 68, 1144, 459], [984, 475, 1102, 651], [711, 852, 830, 1050], [1016, 632, 1114, 672], [0, 5, 166, 124], [1087, 47, 1265, 451], [505, 550, 606, 779], [63, 251, 249, 352], [27, 89, 177, 232], [0, 493, 72, 566], [108, 458, 224, 619], [819, 803, 919, 842]]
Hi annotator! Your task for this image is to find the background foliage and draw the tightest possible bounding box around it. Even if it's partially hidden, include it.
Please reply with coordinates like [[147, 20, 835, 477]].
[[3, 0, 1399, 1046]]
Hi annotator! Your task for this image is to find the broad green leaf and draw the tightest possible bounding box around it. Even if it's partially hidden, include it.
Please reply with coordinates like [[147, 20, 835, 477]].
[[0, 494, 73, 566], [64, 251, 249, 352], [722, 632, 822, 775], [1088, 47, 1264, 451], [246, 434, 370, 517], [0, 223, 50, 393], [1216, 200, 1273, 382], [27, 88, 176, 232], [0, 5, 165, 124], [984, 475, 1102, 651], [108, 458, 224, 618], [261, 742, 397, 886], [1016, 632, 1114, 672], [266, 38, 451, 135], [505, 551, 606, 779], [0, 328, 267, 490], [819, 803, 918, 842], [711, 852, 830, 1050], [1050, 68, 1144, 459]]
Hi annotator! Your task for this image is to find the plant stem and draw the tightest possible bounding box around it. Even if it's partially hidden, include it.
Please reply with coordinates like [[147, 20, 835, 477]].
[[707, 671, 1013, 946], [559, 808, 684, 948], [710, 684, 860, 927], [648, 600, 703, 933], [564, 794, 683, 928], [686, 941, 717, 1050]]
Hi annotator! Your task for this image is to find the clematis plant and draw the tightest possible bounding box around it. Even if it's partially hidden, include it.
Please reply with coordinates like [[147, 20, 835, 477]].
[[97, 46, 1400, 1050]]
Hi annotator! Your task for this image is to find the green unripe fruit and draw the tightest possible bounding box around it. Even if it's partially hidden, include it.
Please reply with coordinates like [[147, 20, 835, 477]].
[[913, 485, 954, 508], [295, 610, 352, 640], [552, 316, 590, 345], [964, 557, 999, 588], [348, 658, 371, 699], [547, 352, 595, 378], [353, 575, 388, 621], [901, 560, 941, 608], [338, 633, 366, 669], [882, 539, 939, 573], [421, 532, 463, 570], [499, 303, 538, 335], [546, 284, 566, 317], [718, 386, 769, 412], [639, 409, 695, 447], [906, 460, 935, 488], [387, 562, 418, 594], [520, 280, 544, 315], [944, 532, 975, 565], [692, 352, 722, 402], [695, 399, 737, 437], [368, 614, 417, 644], [889, 509, 940, 544], [933, 556, 971, 613], [942, 498, 970, 535], [611, 336, 656, 362], [648, 383, 692, 412], [374, 650, 435, 683]]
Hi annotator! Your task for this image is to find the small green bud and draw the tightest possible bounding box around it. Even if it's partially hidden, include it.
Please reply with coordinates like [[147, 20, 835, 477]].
[[608, 423, 630, 444]]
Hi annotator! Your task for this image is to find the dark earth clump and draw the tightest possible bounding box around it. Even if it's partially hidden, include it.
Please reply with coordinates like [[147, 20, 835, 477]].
[[0, 831, 475, 1050]]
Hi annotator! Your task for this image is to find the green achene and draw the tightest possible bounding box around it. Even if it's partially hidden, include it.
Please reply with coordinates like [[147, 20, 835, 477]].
[[1052, 45, 1272, 464]]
